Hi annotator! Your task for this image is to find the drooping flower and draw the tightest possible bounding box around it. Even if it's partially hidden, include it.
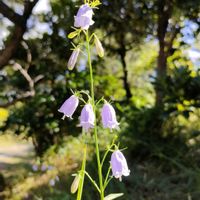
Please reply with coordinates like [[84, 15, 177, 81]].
[[74, 4, 94, 30], [110, 150, 130, 181], [80, 103, 95, 131], [94, 35, 104, 58], [58, 95, 79, 119], [101, 103, 119, 130], [67, 48, 80, 70]]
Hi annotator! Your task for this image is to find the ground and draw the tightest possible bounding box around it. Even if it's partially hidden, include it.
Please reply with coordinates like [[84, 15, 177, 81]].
[[0, 135, 34, 171], [0, 135, 34, 199]]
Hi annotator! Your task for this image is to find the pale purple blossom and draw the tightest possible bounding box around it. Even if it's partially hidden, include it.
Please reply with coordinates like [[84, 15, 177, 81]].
[[49, 179, 55, 186], [32, 164, 38, 172], [80, 103, 95, 131], [67, 48, 80, 70], [110, 150, 130, 181], [41, 164, 47, 172], [74, 4, 94, 30], [101, 103, 119, 130], [48, 165, 54, 170], [58, 95, 79, 119]]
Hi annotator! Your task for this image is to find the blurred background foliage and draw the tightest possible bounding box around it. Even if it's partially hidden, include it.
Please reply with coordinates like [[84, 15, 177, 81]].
[[0, 0, 200, 199]]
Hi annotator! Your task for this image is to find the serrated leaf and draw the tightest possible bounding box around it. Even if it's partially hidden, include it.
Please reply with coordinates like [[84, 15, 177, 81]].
[[68, 31, 78, 39], [104, 193, 124, 200]]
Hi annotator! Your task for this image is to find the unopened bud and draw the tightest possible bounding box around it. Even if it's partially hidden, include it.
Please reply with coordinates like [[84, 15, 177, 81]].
[[70, 174, 80, 194], [67, 48, 80, 70], [94, 35, 104, 58]]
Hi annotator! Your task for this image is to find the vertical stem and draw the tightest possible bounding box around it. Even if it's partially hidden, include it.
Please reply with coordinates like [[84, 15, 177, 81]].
[[77, 145, 87, 200], [86, 31, 104, 200]]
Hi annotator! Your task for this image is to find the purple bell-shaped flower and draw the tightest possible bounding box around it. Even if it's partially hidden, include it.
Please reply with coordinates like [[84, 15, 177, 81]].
[[101, 103, 119, 131], [74, 4, 94, 30], [110, 150, 130, 181], [58, 95, 79, 119], [80, 103, 95, 132]]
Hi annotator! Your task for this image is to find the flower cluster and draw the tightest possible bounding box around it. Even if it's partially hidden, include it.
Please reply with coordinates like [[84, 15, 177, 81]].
[[58, 94, 119, 132], [32, 163, 54, 172], [67, 4, 104, 71]]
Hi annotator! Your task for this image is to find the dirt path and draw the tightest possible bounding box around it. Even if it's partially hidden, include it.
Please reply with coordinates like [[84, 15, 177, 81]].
[[0, 135, 34, 172], [0, 144, 34, 171]]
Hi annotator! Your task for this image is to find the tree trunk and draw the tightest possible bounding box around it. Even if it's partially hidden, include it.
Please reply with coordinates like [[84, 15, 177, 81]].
[[156, 0, 172, 106], [156, 38, 167, 106], [0, 173, 6, 192], [0, 26, 26, 68], [119, 49, 132, 100]]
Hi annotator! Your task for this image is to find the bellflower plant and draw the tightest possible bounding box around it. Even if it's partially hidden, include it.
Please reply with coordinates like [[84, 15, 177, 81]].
[[59, 1, 130, 199]]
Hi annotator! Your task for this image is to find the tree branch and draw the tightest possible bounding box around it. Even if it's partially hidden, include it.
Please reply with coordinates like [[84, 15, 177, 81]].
[[0, 0, 39, 69], [13, 63, 35, 94], [0, 91, 34, 108], [0, 26, 26, 68], [166, 26, 181, 56], [0, 1, 24, 25], [23, 0, 38, 19], [0, 42, 44, 108]]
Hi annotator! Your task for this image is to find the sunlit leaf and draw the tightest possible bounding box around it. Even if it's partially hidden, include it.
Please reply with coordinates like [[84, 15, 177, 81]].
[[0, 108, 9, 122]]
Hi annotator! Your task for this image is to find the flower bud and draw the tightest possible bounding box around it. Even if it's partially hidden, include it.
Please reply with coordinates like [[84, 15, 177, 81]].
[[94, 35, 104, 58], [101, 103, 119, 130], [104, 193, 124, 200], [110, 150, 130, 181], [67, 48, 80, 70], [58, 95, 79, 119], [71, 174, 80, 194], [80, 103, 95, 132]]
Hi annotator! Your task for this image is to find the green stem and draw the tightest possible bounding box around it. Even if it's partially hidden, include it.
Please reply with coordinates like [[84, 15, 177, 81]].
[[104, 176, 112, 190], [84, 171, 101, 193], [104, 166, 111, 189], [86, 30, 104, 200], [77, 145, 87, 200], [101, 144, 115, 167]]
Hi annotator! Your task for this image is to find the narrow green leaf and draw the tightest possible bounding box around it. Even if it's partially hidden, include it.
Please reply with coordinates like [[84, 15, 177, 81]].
[[104, 193, 124, 200]]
